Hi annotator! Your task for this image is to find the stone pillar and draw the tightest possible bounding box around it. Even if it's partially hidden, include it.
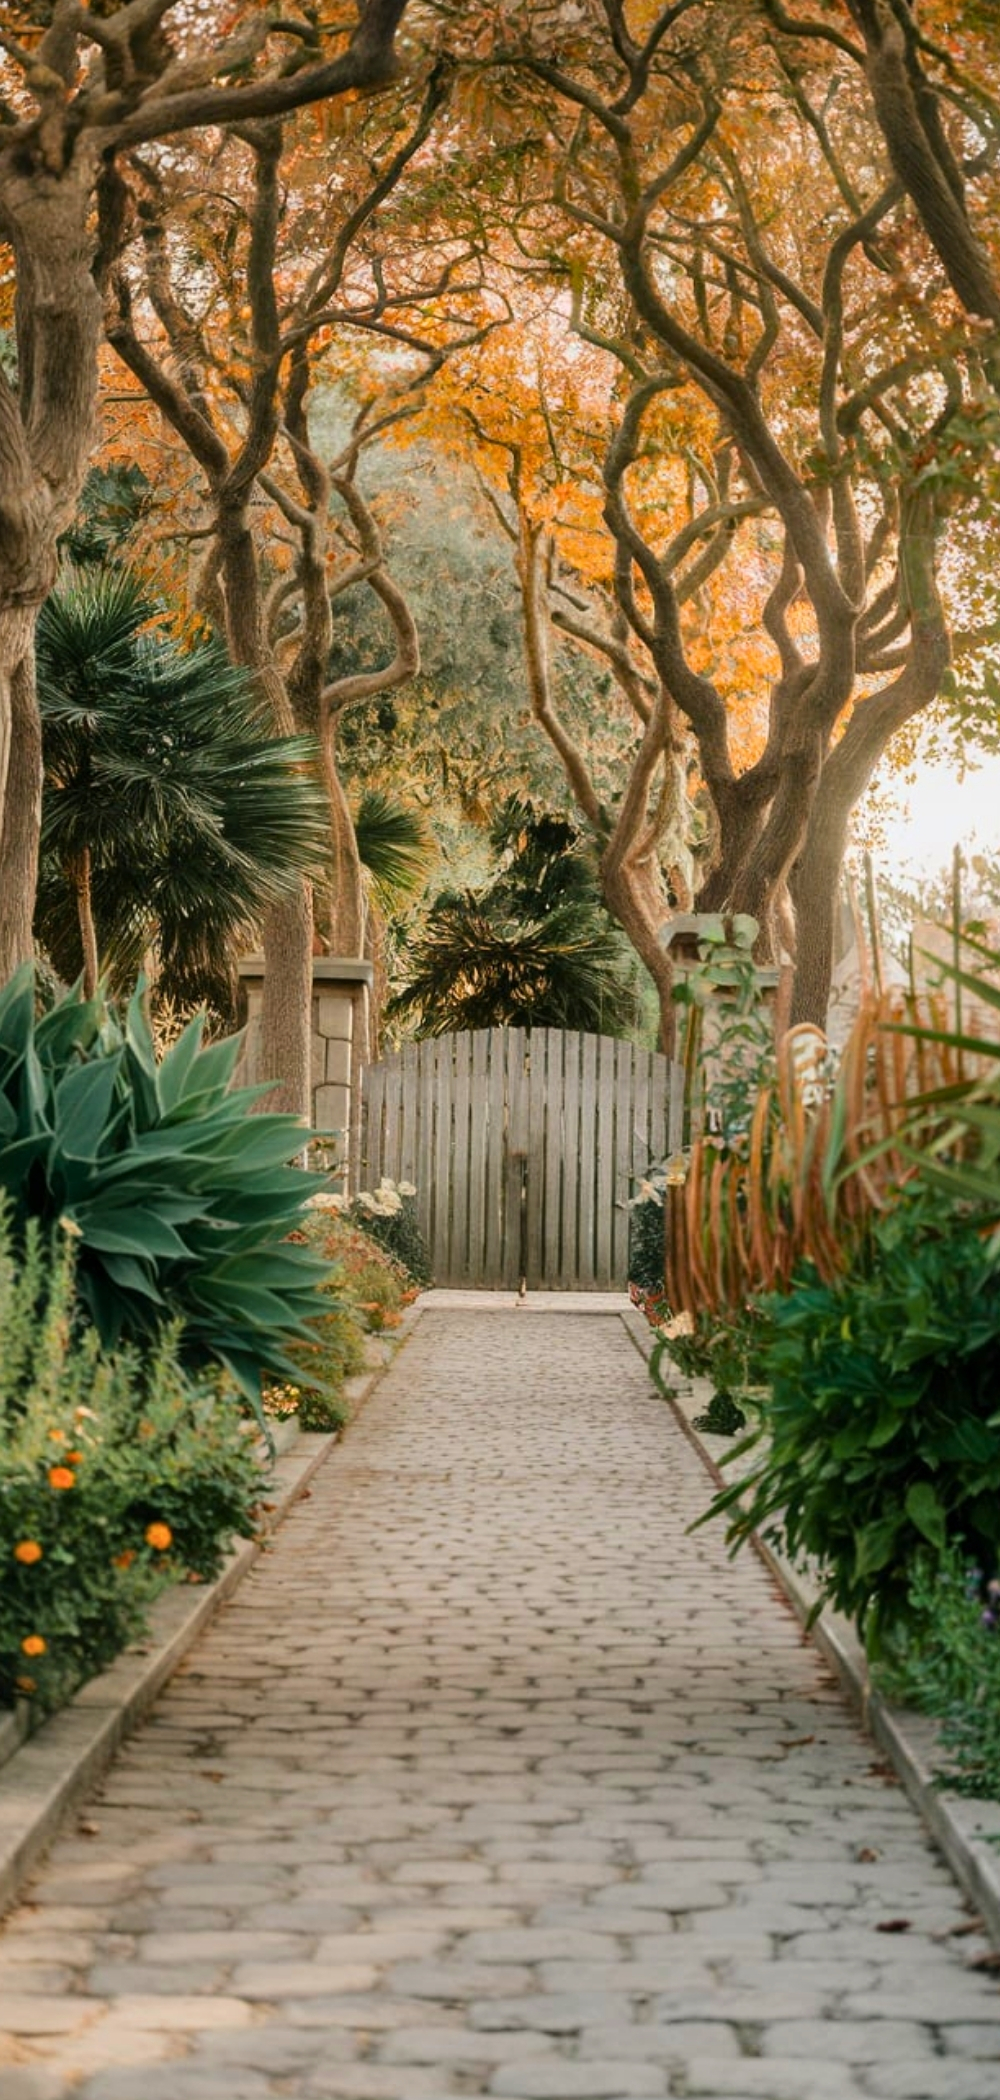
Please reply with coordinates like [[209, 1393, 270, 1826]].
[[237, 956, 374, 1189]]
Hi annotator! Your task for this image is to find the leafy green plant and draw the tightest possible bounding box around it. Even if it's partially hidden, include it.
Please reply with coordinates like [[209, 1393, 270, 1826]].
[[628, 1172, 667, 1297], [649, 1302, 763, 1420], [262, 1206, 415, 1432], [691, 1390, 748, 1437], [702, 1192, 1000, 1643], [35, 566, 328, 1016], [348, 1179, 433, 1289], [390, 800, 643, 1039], [1, 1216, 263, 1714], [672, 914, 776, 1145], [877, 1547, 1000, 1800], [0, 967, 332, 1408]]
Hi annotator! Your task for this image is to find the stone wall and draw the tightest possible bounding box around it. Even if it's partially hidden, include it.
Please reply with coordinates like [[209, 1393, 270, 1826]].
[[237, 957, 373, 1186]]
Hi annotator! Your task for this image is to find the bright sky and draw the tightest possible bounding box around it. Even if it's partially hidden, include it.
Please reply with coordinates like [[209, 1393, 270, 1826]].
[[866, 753, 1000, 880]]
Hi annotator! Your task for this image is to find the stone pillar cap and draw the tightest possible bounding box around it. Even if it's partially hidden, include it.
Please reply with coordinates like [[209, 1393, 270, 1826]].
[[237, 955, 374, 987]]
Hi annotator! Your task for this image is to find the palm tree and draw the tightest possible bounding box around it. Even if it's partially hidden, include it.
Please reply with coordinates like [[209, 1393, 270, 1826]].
[[390, 800, 644, 1038], [353, 788, 437, 919], [35, 569, 329, 1015]]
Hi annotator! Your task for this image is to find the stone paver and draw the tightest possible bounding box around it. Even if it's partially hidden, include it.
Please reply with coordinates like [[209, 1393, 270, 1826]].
[[1, 1305, 999, 2098]]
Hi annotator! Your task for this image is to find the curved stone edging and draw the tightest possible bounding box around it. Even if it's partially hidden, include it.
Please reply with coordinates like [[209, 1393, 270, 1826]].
[[0, 1302, 425, 1918], [621, 1305, 1000, 1951]]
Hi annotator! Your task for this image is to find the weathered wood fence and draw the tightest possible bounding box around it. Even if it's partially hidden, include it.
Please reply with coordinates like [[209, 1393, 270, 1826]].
[[358, 1026, 683, 1290]]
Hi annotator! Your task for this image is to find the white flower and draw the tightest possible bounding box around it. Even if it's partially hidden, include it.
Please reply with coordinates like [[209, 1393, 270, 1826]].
[[398, 1181, 416, 1198]]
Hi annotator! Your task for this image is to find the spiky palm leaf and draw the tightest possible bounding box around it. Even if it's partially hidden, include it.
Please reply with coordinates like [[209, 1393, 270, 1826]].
[[353, 789, 436, 915], [389, 895, 640, 1037], [36, 568, 329, 1012]]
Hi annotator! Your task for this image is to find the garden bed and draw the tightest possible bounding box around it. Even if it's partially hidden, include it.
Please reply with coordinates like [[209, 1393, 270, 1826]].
[[624, 1308, 1000, 1952], [0, 1311, 421, 1917]]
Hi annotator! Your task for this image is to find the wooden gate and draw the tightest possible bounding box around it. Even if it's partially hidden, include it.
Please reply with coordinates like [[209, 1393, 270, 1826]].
[[358, 1026, 683, 1290]]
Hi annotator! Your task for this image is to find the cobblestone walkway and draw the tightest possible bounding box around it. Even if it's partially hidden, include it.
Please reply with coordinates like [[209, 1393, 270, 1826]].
[[2, 1306, 1000, 2100]]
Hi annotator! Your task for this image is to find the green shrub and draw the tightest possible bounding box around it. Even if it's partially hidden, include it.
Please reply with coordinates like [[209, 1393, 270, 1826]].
[[262, 1207, 413, 1432], [650, 1303, 763, 1421], [1, 1217, 263, 1714], [349, 1181, 432, 1288], [628, 1184, 665, 1296], [692, 1390, 747, 1437], [0, 967, 332, 1409], [878, 1547, 1000, 1800], [703, 1193, 1000, 1643]]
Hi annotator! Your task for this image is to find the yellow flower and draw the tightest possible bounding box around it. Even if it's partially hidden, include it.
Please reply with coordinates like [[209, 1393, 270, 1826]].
[[145, 1522, 173, 1552], [21, 1635, 46, 1658], [48, 1466, 76, 1491], [14, 1541, 43, 1565]]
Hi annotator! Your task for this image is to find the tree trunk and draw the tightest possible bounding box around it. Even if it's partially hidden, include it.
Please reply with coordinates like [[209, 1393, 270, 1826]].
[[789, 814, 848, 1030], [0, 628, 43, 980], [322, 717, 366, 960], [600, 849, 676, 1055], [220, 513, 314, 1120], [70, 845, 99, 999], [260, 885, 315, 1118]]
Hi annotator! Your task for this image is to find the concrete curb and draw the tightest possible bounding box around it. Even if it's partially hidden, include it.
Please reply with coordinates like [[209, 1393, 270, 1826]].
[[0, 1308, 422, 1920], [621, 1307, 1000, 1950]]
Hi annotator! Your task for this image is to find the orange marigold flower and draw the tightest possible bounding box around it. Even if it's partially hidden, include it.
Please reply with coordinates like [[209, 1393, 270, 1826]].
[[48, 1466, 76, 1490], [48, 1429, 67, 1443], [145, 1522, 173, 1552], [14, 1541, 43, 1565], [16, 1676, 37, 1695], [21, 1635, 46, 1658], [66, 1451, 85, 1464], [113, 1549, 136, 1570]]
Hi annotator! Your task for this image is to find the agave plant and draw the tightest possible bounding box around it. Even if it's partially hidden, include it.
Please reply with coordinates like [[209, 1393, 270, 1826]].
[[0, 967, 331, 1411]]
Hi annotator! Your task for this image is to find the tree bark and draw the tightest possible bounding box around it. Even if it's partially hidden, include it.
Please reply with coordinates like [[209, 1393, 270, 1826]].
[[322, 719, 367, 961], [261, 886, 315, 1119], [599, 846, 676, 1055], [789, 796, 851, 1029], [210, 504, 311, 1117], [0, 632, 44, 980], [70, 846, 100, 999]]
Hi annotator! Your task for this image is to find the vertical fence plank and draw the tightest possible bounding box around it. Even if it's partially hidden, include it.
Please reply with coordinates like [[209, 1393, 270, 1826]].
[[414, 1040, 437, 1277], [484, 1028, 506, 1285], [360, 1056, 384, 1190], [505, 1027, 528, 1288], [465, 1031, 488, 1287], [648, 1048, 670, 1168], [542, 1029, 565, 1286], [560, 1030, 582, 1287], [594, 1033, 616, 1286], [525, 1028, 548, 1286], [432, 1035, 454, 1282], [611, 1038, 634, 1286], [449, 1031, 473, 1286], [577, 1032, 599, 1285]]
